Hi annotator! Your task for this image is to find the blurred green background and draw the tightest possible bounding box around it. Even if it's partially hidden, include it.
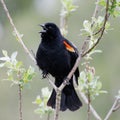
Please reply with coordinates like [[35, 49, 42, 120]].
[[0, 0, 120, 120]]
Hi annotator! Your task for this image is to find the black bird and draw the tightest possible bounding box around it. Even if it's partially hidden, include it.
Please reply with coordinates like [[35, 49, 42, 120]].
[[36, 22, 82, 111]]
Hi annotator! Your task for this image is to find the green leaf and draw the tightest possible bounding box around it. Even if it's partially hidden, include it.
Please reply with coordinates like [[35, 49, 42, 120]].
[[33, 95, 42, 105], [0, 57, 9, 61], [97, 81, 102, 90], [28, 66, 35, 74], [0, 50, 35, 89], [99, 90, 108, 94], [8, 75, 14, 81], [80, 71, 87, 82], [0, 63, 5, 68], [2, 50, 8, 57], [61, 0, 78, 16], [98, 0, 106, 7], [27, 75, 33, 81], [79, 65, 107, 100], [33, 87, 53, 117], [83, 20, 91, 33], [41, 87, 51, 98], [116, 90, 120, 99], [16, 61, 23, 68], [11, 51, 18, 61]]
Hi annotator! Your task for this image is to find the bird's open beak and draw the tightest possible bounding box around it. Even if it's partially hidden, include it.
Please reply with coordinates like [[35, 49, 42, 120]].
[[39, 24, 47, 33], [40, 24, 45, 29]]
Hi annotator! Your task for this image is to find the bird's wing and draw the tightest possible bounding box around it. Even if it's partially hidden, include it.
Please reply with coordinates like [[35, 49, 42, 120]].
[[63, 39, 79, 80], [63, 39, 79, 56]]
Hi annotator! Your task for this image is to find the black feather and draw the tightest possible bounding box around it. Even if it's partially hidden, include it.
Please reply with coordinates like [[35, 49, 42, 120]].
[[36, 22, 82, 111]]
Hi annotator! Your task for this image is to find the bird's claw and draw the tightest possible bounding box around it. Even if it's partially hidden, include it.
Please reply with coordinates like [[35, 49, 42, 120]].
[[64, 77, 70, 85], [42, 71, 48, 79]]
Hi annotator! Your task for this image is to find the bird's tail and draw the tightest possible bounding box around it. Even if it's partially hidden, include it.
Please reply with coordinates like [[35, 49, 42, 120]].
[[47, 78, 82, 111], [47, 89, 67, 111], [65, 85, 82, 111]]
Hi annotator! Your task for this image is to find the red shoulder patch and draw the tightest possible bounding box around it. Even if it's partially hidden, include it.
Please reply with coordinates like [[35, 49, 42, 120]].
[[63, 40, 75, 52]]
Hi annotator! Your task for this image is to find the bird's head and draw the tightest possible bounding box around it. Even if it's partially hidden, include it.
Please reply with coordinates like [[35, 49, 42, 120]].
[[39, 23, 62, 39]]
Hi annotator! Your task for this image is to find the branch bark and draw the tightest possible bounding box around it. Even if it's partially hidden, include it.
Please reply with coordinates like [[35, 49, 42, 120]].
[[54, 89, 61, 120], [18, 84, 23, 120], [104, 97, 120, 120], [73, 76, 102, 120]]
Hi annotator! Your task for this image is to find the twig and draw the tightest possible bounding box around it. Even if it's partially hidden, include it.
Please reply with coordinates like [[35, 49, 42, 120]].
[[91, 0, 100, 28], [93, 27, 103, 36], [73, 79, 102, 120], [113, 101, 120, 112], [18, 84, 23, 120], [54, 89, 61, 120], [82, 0, 110, 57], [60, 5, 68, 36], [47, 112, 51, 120], [85, 64, 92, 120], [0, 0, 36, 63], [104, 97, 120, 120], [92, 0, 100, 18], [80, 91, 102, 120], [87, 79, 91, 120], [87, 89, 91, 120], [47, 76, 57, 91]]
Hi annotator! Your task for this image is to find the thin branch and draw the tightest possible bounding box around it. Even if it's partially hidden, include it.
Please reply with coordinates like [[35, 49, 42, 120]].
[[0, 0, 36, 63], [85, 64, 92, 120], [54, 89, 61, 120], [60, 6, 68, 36], [47, 76, 57, 91], [47, 112, 51, 120], [91, 0, 100, 28], [87, 79, 91, 120], [73, 79, 102, 120], [92, 0, 100, 18], [82, 0, 110, 57], [93, 27, 103, 36], [113, 101, 120, 112], [104, 97, 120, 120], [17, 69, 23, 120], [18, 84, 23, 120], [60, 6, 65, 29], [81, 92, 102, 120]]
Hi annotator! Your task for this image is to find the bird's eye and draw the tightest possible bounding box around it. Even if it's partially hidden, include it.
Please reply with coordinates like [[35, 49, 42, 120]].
[[48, 26, 53, 29]]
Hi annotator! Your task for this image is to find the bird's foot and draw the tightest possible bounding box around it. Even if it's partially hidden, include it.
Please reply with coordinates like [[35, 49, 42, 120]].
[[42, 71, 48, 78], [63, 77, 70, 85]]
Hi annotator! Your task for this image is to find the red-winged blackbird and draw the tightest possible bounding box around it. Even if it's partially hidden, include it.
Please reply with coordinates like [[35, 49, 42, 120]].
[[36, 23, 82, 111]]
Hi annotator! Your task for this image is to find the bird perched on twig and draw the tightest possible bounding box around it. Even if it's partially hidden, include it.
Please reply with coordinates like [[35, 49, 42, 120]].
[[36, 22, 82, 111]]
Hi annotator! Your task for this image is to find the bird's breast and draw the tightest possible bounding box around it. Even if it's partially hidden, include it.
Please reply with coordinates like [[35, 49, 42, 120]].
[[36, 43, 71, 77]]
